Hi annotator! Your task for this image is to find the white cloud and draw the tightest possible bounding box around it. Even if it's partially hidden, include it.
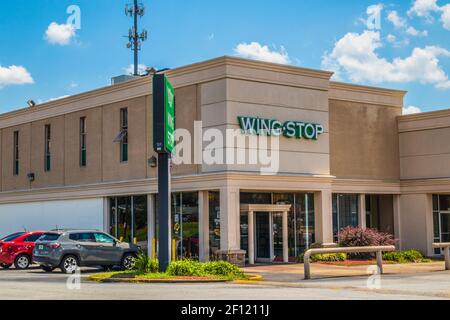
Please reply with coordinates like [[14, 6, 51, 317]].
[[45, 22, 76, 45], [407, 0, 450, 30], [387, 10, 428, 36], [233, 42, 290, 64], [387, 34, 397, 43], [321, 30, 450, 89], [403, 105, 422, 115], [388, 11, 407, 28], [124, 64, 147, 75], [406, 26, 429, 36], [442, 4, 450, 30], [0, 65, 34, 88], [408, 0, 441, 20]]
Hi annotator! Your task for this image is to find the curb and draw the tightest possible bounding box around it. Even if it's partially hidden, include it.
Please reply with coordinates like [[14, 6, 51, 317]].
[[98, 277, 230, 284]]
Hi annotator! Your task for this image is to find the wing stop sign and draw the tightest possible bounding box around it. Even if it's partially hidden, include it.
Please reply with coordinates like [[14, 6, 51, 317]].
[[153, 74, 175, 154], [153, 73, 175, 272]]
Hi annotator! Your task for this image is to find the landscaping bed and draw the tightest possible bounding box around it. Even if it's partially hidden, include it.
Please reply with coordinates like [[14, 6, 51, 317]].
[[89, 256, 250, 283]]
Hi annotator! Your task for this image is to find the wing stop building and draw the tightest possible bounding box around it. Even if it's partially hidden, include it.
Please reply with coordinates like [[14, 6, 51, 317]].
[[1, 56, 450, 264]]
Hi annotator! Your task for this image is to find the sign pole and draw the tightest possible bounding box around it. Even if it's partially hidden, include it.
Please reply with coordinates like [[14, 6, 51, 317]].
[[153, 74, 175, 272], [157, 152, 171, 271]]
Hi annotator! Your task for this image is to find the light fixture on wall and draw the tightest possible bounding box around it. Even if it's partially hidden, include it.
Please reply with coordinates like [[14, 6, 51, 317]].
[[148, 156, 157, 168], [27, 173, 35, 182]]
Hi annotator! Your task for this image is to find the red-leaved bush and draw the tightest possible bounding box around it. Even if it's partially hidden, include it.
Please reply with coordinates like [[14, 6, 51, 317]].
[[338, 226, 396, 259]]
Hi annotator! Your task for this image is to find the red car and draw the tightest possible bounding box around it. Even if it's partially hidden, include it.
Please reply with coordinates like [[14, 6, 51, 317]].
[[0, 231, 45, 270]]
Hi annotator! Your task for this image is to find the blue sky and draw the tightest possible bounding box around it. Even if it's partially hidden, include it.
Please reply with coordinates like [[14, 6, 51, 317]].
[[0, 0, 449, 114]]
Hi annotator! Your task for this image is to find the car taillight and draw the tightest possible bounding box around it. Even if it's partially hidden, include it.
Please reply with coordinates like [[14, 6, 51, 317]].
[[48, 243, 61, 249]]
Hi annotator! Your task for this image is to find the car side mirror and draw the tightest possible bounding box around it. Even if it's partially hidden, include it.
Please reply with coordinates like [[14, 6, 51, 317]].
[[113, 240, 118, 246]]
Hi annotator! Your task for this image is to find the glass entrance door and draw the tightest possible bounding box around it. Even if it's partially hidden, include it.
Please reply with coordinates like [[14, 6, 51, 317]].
[[255, 213, 271, 260], [272, 213, 283, 260]]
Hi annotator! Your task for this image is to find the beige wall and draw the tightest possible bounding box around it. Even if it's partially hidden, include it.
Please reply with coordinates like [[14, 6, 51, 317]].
[[200, 78, 330, 175], [1, 123, 32, 191], [30, 116, 65, 188], [399, 112, 450, 180], [399, 193, 434, 256], [64, 107, 103, 185], [330, 99, 401, 180]]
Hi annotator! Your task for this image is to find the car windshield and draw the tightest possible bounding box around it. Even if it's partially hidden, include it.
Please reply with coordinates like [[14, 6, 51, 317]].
[[0, 232, 25, 242], [38, 233, 61, 241]]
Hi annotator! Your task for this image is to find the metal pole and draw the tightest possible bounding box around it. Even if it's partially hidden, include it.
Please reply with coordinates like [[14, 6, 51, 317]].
[[445, 246, 450, 271], [376, 250, 383, 274], [158, 152, 171, 271], [133, 0, 139, 76]]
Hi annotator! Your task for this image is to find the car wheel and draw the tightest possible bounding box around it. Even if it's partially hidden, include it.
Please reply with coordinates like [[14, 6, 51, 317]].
[[1, 263, 12, 269], [14, 254, 31, 270], [60, 255, 79, 274], [42, 266, 56, 273], [121, 253, 136, 270]]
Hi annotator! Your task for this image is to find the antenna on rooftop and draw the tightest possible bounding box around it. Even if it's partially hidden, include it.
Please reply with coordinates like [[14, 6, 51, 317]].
[[124, 0, 148, 76]]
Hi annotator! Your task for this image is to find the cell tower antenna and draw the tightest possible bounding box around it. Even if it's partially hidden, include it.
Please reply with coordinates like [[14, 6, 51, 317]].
[[124, 0, 148, 76]]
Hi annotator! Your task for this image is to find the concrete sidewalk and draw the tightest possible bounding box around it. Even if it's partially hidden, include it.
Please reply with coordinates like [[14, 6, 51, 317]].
[[242, 262, 450, 299], [243, 261, 447, 281]]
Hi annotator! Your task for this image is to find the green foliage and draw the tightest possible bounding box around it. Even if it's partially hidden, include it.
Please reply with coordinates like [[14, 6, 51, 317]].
[[383, 249, 430, 263], [166, 259, 204, 276], [202, 261, 245, 277], [134, 252, 159, 273], [298, 252, 347, 263], [166, 259, 244, 278]]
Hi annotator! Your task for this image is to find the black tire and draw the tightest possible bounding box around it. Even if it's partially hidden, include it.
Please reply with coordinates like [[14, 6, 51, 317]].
[[1, 263, 12, 269], [60, 255, 79, 274], [41, 266, 55, 273], [14, 254, 31, 270], [121, 253, 136, 270]]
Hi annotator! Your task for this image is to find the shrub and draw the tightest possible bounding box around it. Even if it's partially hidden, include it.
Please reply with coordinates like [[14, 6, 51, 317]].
[[166, 259, 244, 278], [202, 261, 244, 277], [166, 260, 204, 276], [383, 249, 429, 263], [297, 253, 347, 263], [338, 226, 395, 259], [134, 253, 159, 273]]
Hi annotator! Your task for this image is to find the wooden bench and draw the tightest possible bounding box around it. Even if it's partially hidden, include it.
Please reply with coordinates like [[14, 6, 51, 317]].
[[303, 246, 396, 280]]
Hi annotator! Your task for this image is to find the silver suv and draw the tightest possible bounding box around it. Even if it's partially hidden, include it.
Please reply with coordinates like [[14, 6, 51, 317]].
[[33, 230, 138, 274]]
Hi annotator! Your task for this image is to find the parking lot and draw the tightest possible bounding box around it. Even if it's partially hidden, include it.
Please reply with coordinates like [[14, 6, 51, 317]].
[[1, 264, 450, 300]]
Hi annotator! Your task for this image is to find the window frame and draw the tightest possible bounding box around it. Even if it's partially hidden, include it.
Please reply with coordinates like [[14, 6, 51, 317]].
[[13, 130, 19, 176], [44, 124, 51, 172], [119, 108, 128, 163], [79, 117, 87, 167]]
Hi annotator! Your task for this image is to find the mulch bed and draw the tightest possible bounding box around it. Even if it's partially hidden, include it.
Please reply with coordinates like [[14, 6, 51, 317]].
[[317, 260, 383, 266]]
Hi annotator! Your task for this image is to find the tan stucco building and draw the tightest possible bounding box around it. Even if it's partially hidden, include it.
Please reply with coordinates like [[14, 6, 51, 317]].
[[0, 56, 448, 263]]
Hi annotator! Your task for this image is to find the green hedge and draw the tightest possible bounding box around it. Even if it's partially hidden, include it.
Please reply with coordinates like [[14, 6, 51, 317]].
[[298, 252, 347, 263], [382, 249, 430, 263], [166, 260, 245, 278]]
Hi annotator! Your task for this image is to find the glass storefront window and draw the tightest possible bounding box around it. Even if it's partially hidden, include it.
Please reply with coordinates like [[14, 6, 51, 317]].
[[108, 195, 147, 249], [172, 192, 199, 260], [117, 197, 132, 243], [240, 215, 248, 260], [209, 192, 220, 257], [332, 194, 359, 241], [133, 196, 148, 250]]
